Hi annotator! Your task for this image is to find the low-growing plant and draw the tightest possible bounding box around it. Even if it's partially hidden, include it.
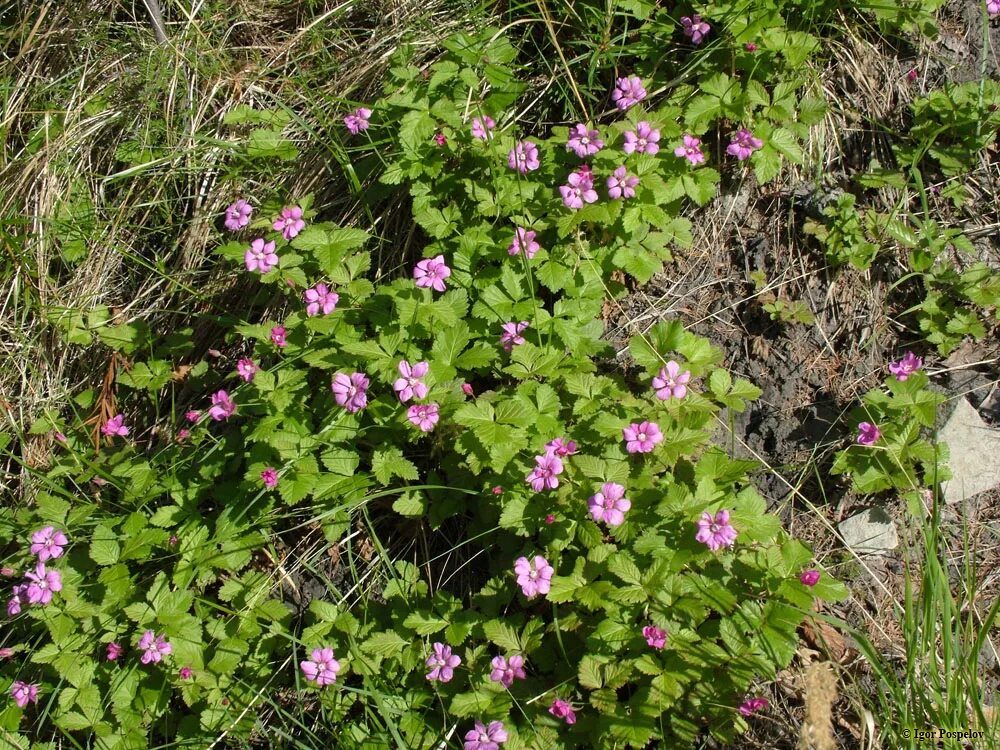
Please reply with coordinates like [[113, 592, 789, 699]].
[[803, 192, 879, 270]]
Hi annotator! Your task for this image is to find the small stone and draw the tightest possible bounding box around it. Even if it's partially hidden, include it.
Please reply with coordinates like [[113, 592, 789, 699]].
[[838, 508, 898, 554], [939, 398, 1000, 505]]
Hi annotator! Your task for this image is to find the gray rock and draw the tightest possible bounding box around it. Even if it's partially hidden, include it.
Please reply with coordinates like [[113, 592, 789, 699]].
[[938, 398, 1000, 505], [838, 508, 899, 554]]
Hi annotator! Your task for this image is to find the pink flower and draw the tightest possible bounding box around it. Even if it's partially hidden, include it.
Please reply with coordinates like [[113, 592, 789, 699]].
[[623, 421, 663, 454], [489, 654, 527, 688], [101, 414, 129, 437], [492, 486, 503, 495], [344, 107, 372, 135], [168, 534, 179, 546], [24, 563, 61, 605], [393, 360, 429, 402], [888, 351, 922, 381], [464, 720, 508, 750], [800, 569, 821, 587], [857, 422, 880, 446], [54, 431, 67, 443], [10, 681, 38, 708], [566, 123, 603, 158], [331, 372, 369, 413], [643, 625, 668, 649], [413, 254, 452, 292], [462, 383, 475, 397], [408, 403, 440, 432], [680, 15, 711, 44], [588, 482, 631, 527], [176, 428, 190, 442], [270, 326, 287, 347], [0, 647, 14, 659], [426, 642, 461, 682], [549, 698, 577, 724], [514, 555, 554, 598], [612, 75, 647, 111], [273, 206, 305, 241], [179, 666, 194, 679], [7, 584, 28, 616], [261, 467, 278, 488], [300, 646, 340, 686], [526, 453, 563, 492], [30, 526, 68, 562], [507, 141, 540, 173], [471, 115, 496, 140], [674, 135, 706, 165], [224, 199, 252, 231], [739, 697, 769, 716], [138, 630, 172, 664], [245, 238, 278, 273], [106, 642, 123, 661], [544, 438, 577, 457], [745, 42, 758, 52], [989, 0, 1000, 16], [652, 360, 691, 400], [560, 166, 598, 209], [208, 390, 236, 421], [500, 321, 529, 352], [508, 227, 540, 259], [606, 165, 639, 200], [185, 410, 201, 423], [726, 129, 764, 161], [906, 68, 918, 83], [304, 283, 339, 316], [696, 509, 738, 551], [434, 132, 447, 146], [545, 514, 556, 524], [237, 358, 258, 382], [623, 121, 660, 155]]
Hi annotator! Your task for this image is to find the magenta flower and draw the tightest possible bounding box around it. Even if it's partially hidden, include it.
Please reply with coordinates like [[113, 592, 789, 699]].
[[612, 75, 647, 111], [273, 206, 305, 241], [106, 642, 123, 661], [185, 410, 201, 423], [462, 383, 475, 397], [566, 123, 604, 158], [24, 563, 61, 605], [300, 646, 341, 686], [7, 584, 28, 615], [30, 526, 68, 562], [344, 107, 372, 135], [331, 372, 370, 413], [176, 428, 190, 442], [224, 199, 252, 231], [10, 681, 38, 708], [674, 135, 706, 165], [857, 422, 880, 446], [652, 360, 691, 400], [426, 642, 461, 683], [800, 569, 821, 587], [208, 390, 236, 421], [560, 166, 598, 209], [245, 238, 278, 273], [413, 254, 452, 292], [545, 513, 556, 524], [489, 654, 527, 688], [680, 15, 711, 44], [739, 697, 769, 716], [514, 555, 554, 598], [588, 482, 631, 527], [179, 666, 193, 680], [0, 647, 14, 659], [888, 351, 922, 381], [607, 165, 639, 200], [304, 283, 339, 316], [464, 720, 508, 750], [261, 467, 278, 488], [54, 431, 67, 443], [393, 360, 429, 403], [101, 414, 129, 437], [508, 227, 540, 259], [270, 326, 288, 348], [623, 121, 660, 155], [696, 510, 738, 551], [500, 321, 529, 352], [236, 358, 258, 382], [408, 403, 440, 432], [989, 0, 1000, 15], [138, 630, 172, 664], [434, 132, 447, 147], [745, 42, 758, 52], [526, 453, 564, 492], [643, 625, 668, 649], [492, 486, 503, 495], [549, 698, 577, 724], [623, 421, 663, 454], [507, 141, 540, 173], [471, 115, 496, 141], [544, 438, 578, 457], [726, 129, 764, 161]]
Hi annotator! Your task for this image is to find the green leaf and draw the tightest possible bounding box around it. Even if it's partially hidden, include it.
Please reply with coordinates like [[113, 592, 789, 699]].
[[90, 525, 121, 566], [372, 447, 419, 485]]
